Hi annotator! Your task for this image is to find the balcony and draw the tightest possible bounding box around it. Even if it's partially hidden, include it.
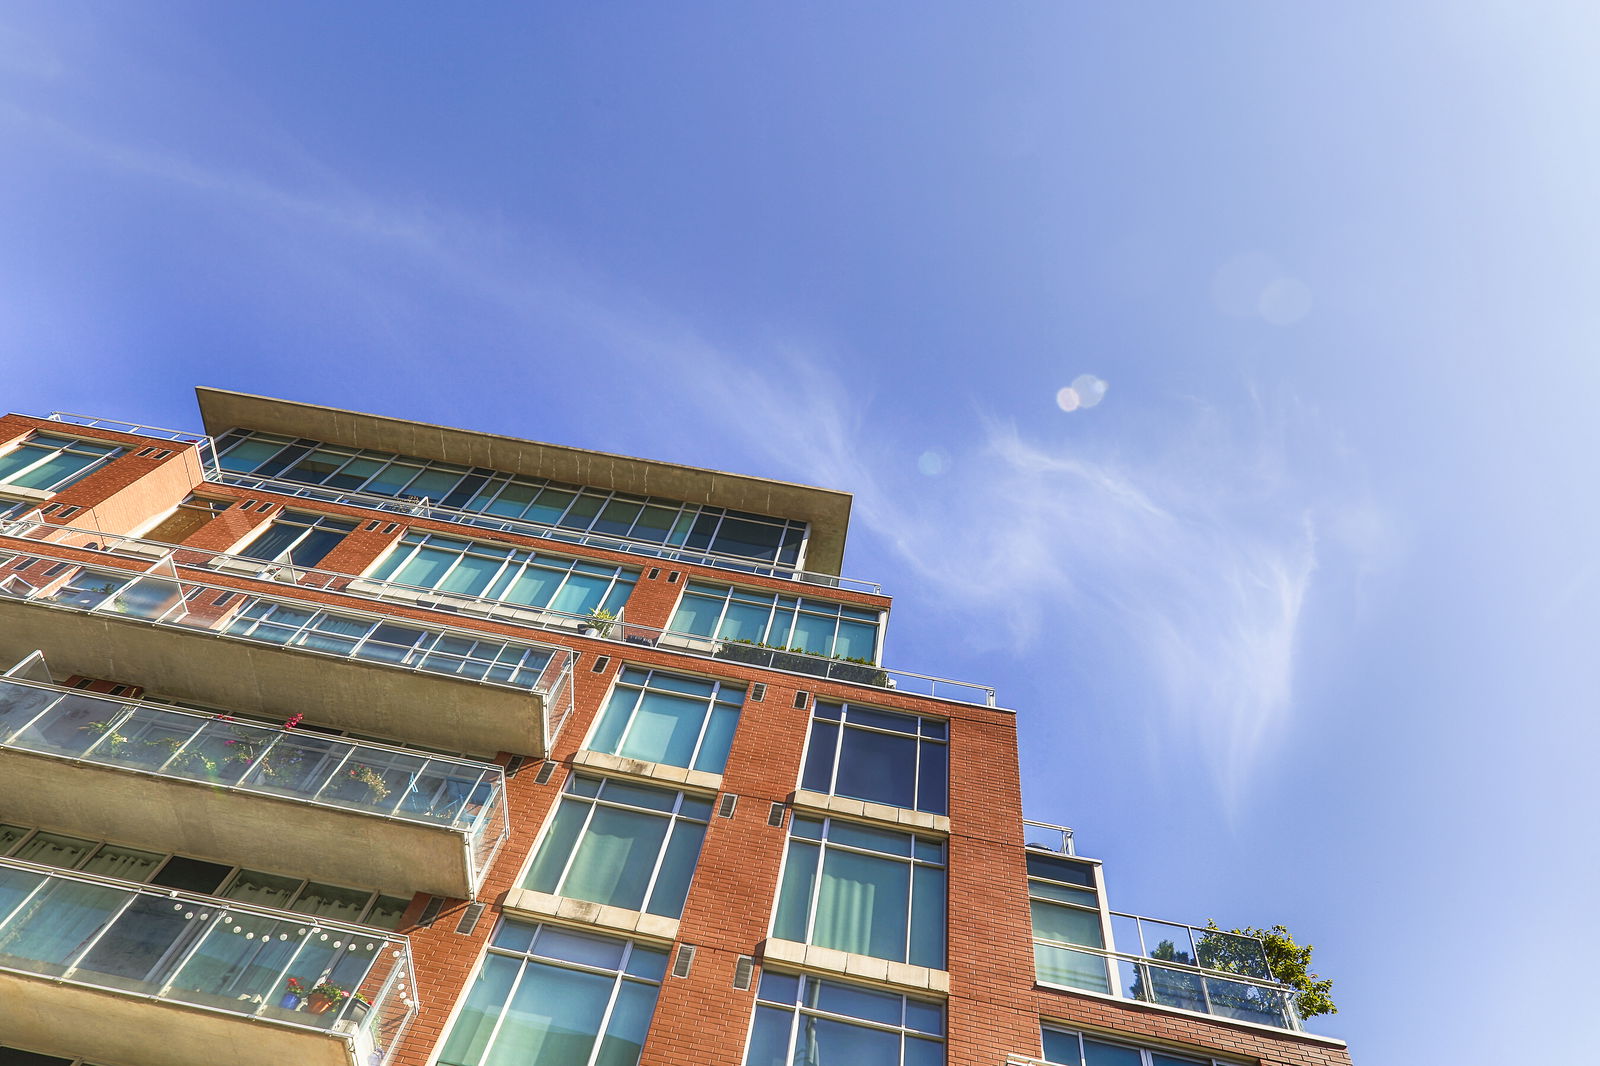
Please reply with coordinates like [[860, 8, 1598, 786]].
[[0, 671, 507, 898], [44, 408, 883, 593], [0, 543, 575, 757], [0, 857, 414, 1066], [611, 615, 1001, 708], [1034, 913, 1302, 1031]]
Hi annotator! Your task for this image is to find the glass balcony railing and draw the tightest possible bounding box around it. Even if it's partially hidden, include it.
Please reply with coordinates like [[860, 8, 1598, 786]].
[[0, 674, 509, 893], [1034, 914, 1301, 1031], [0, 542, 577, 748], [41, 410, 882, 593], [0, 856, 415, 1062], [0, 521, 994, 708]]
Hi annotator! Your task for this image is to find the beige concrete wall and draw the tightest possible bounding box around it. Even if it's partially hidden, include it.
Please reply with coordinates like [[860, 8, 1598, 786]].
[[0, 749, 473, 898], [0, 601, 545, 757], [0, 971, 354, 1066]]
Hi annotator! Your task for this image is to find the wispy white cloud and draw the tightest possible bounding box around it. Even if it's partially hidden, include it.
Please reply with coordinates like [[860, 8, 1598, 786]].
[[0, 30, 1338, 803], [673, 355, 1326, 805]]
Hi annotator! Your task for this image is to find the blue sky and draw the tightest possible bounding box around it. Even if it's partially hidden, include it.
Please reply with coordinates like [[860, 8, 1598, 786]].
[[3, 4, 1596, 1062]]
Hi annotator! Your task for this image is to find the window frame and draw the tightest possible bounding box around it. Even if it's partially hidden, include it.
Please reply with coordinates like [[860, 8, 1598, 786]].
[[435, 918, 667, 1066], [743, 970, 945, 1066], [368, 530, 637, 615], [1029, 852, 1113, 995], [1040, 1025, 1222, 1066], [800, 701, 949, 816], [586, 666, 745, 775], [234, 509, 358, 567], [669, 581, 884, 662], [770, 814, 947, 970], [214, 429, 811, 566], [520, 774, 712, 919], [0, 433, 125, 493]]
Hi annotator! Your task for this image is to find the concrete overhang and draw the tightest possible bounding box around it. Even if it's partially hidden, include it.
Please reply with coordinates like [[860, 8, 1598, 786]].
[[0, 748, 477, 898], [0, 600, 549, 758], [0, 972, 366, 1066], [195, 386, 854, 574]]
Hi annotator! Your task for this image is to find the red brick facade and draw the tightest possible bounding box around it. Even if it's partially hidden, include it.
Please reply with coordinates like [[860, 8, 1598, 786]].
[[0, 409, 1353, 1066]]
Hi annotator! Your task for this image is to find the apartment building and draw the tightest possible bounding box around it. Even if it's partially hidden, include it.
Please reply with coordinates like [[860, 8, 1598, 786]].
[[0, 388, 1354, 1066]]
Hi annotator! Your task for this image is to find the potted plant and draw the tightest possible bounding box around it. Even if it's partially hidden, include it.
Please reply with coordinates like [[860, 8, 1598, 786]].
[[579, 608, 616, 637], [305, 980, 348, 1015], [279, 976, 306, 1009]]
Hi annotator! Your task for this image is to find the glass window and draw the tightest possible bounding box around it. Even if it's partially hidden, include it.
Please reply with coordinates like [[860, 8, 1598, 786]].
[[236, 510, 357, 567], [225, 600, 554, 687], [0, 433, 124, 493], [771, 816, 945, 969], [437, 920, 666, 1066], [588, 667, 744, 774], [522, 776, 710, 918], [1041, 1028, 1213, 1066], [1031, 853, 1110, 994], [801, 702, 947, 815], [371, 531, 637, 615], [211, 430, 810, 567], [745, 971, 944, 1066], [669, 583, 882, 662]]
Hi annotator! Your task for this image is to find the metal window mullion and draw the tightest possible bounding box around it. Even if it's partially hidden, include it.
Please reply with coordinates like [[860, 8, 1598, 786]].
[[552, 797, 601, 897], [310, 745, 361, 804], [152, 902, 231, 1001], [2, 687, 70, 745], [76, 700, 142, 760], [478, 957, 532, 1066], [827, 716, 846, 794], [582, 958, 630, 1066], [634, 810, 682, 912], [4, 446, 62, 488], [0, 872, 52, 931], [232, 730, 288, 788], [344, 617, 383, 663], [60, 885, 144, 976], [611, 686, 649, 757], [802, 829, 829, 946], [686, 689, 718, 765]]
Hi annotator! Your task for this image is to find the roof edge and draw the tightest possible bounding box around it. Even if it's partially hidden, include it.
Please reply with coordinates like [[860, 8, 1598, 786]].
[[194, 387, 851, 574]]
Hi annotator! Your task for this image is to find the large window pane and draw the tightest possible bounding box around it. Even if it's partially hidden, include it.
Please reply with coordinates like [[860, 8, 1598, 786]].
[[745, 974, 943, 1066], [439, 922, 663, 1066], [772, 819, 945, 968], [522, 778, 708, 919], [589, 668, 743, 774], [802, 702, 947, 815]]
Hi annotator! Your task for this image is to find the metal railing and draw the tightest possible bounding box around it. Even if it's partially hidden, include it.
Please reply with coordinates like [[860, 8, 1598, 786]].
[[1033, 918, 1301, 1031], [46, 412, 220, 473], [0, 855, 416, 1062], [0, 673, 509, 894], [1022, 820, 1076, 855], [0, 520, 996, 708], [606, 615, 998, 707], [39, 409, 886, 592], [0, 542, 574, 712], [214, 466, 885, 593]]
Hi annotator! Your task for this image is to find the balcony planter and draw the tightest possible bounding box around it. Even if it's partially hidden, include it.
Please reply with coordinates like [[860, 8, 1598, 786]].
[[829, 660, 889, 687], [305, 993, 336, 1015]]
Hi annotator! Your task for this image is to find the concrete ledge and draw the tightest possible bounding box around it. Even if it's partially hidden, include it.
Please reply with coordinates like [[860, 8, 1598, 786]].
[[790, 789, 950, 834], [196, 387, 853, 574], [759, 937, 950, 994], [0, 748, 475, 898], [0, 969, 357, 1066], [0, 599, 545, 757], [503, 888, 680, 943], [572, 749, 722, 793]]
